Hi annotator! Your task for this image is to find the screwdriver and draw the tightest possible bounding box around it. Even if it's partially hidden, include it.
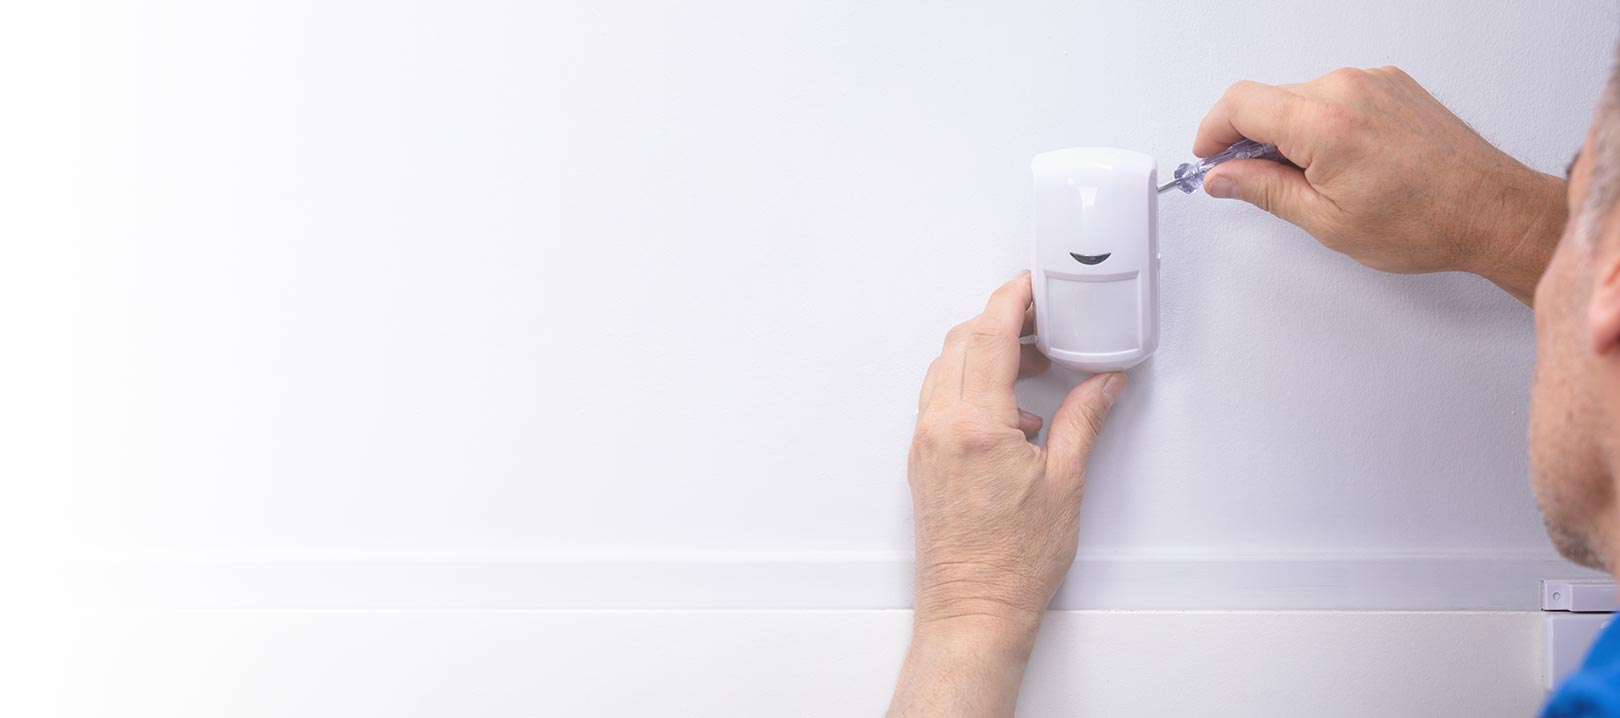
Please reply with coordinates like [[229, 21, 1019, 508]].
[[1158, 139, 1293, 194]]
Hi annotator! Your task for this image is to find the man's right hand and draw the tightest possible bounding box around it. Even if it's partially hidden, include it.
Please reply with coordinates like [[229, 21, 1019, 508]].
[[1193, 66, 1567, 304]]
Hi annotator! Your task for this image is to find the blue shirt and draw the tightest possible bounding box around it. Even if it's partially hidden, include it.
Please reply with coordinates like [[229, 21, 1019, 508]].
[[1546, 619, 1620, 716]]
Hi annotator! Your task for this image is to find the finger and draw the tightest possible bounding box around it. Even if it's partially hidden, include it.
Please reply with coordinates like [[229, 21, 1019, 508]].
[[1017, 408, 1043, 438], [917, 357, 941, 414], [1193, 81, 1305, 162], [961, 272, 1034, 402], [981, 271, 1033, 341], [1045, 372, 1127, 488], [1018, 343, 1050, 379], [928, 324, 969, 412], [1021, 302, 1036, 338], [1202, 159, 1323, 232]]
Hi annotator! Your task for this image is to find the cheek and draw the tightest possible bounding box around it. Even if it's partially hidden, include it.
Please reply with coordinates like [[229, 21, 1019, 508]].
[[1528, 236, 1614, 556], [1530, 247, 1578, 489], [1537, 239, 1577, 310], [1533, 255, 1572, 374]]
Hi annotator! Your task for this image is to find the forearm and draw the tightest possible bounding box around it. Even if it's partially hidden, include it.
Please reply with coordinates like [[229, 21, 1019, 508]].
[[1460, 170, 1568, 306], [888, 615, 1041, 718]]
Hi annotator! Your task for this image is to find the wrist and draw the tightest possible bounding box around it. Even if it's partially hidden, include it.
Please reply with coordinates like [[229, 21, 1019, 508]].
[[912, 559, 1052, 635], [889, 613, 1041, 717], [1458, 168, 1568, 304], [911, 605, 1043, 658]]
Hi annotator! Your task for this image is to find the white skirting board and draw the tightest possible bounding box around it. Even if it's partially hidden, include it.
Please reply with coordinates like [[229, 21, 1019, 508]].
[[2, 609, 1549, 718], [14, 550, 1604, 611]]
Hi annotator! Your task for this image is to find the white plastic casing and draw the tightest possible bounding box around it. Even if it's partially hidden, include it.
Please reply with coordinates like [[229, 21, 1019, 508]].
[[1031, 147, 1159, 373]]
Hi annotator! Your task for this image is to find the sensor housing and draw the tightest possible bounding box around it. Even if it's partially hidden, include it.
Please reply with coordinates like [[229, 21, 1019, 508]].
[[1030, 147, 1159, 373]]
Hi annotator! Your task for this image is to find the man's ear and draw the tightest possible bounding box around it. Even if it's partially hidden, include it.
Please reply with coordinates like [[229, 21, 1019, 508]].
[[1590, 224, 1620, 356]]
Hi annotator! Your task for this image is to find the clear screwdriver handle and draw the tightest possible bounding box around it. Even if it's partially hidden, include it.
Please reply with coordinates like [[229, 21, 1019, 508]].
[[1162, 139, 1288, 194]]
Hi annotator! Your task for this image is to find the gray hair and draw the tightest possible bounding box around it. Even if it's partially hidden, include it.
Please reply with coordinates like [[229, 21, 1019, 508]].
[[1580, 47, 1620, 242]]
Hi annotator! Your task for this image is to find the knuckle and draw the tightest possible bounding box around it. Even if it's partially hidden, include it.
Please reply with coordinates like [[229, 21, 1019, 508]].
[[1223, 79, 1259, 100], [910, 421, 939, 452], [1251, 187, 1279, 215], [967, 323, 1002, 346], [1323, 66, 1370, 89], [1372, 65, 1410, 81], [946, 317, 1004, 350], [1277, 92, 1307, 130]]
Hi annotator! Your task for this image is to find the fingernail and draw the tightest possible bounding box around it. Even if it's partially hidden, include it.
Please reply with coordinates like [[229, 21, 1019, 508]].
[[1101, 373, 1126, 407], [1205, 174, 1235, 199], [1018, 408, 1041, 423]]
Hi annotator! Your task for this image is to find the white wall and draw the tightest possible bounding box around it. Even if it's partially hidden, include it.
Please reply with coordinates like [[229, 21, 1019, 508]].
[[4, 610, 1549, 718], [3, 0, 1619, 714]]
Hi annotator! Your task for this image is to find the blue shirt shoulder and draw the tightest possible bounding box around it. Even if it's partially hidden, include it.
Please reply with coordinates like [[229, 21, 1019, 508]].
[[1546, 618, 1620, 717]]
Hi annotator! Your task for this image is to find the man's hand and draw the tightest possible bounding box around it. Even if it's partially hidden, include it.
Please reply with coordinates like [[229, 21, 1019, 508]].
[[888, 272, 1125, 718], [1195, 66, 1567, 304]]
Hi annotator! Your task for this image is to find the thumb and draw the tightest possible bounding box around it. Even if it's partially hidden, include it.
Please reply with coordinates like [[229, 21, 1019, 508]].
[[1203, 159, 1318, 228], [1045, 372, 1127, 484]]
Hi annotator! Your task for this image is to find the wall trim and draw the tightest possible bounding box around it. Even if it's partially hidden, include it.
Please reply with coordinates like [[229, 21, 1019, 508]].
[[13, 549, 1602, 611]]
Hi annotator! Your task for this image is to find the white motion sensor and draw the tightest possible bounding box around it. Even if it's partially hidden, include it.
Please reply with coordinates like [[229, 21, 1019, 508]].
[[1030, 147, 1159, 373]]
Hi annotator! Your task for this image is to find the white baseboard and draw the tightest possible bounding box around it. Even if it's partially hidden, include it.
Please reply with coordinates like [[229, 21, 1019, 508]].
[[4, 609, 1552, 718], [12, 548, 1603, 610]]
